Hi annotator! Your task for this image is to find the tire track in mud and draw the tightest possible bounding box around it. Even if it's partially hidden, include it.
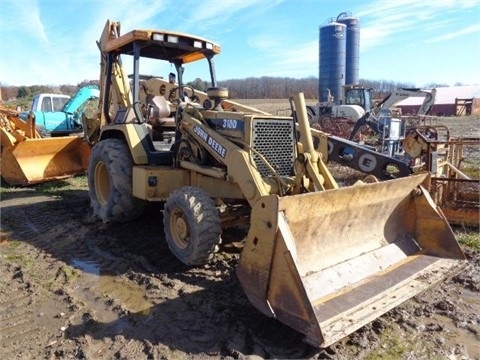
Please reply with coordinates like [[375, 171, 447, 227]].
[[0, 260, 67, 358], [0, 280, 37, 339], [2, 193, 130, 276]]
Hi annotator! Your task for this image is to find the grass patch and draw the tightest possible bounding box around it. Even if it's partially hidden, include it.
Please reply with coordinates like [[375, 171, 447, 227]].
[[34, 175, 88, 194], [364, 329, 409, 360], [0, 183, 36, 194], [5, 253, 31, 264], [462, 165, 480, 179], [46, 265, 80, 289], [6, 239, 22, 249], [2, 241, 32, 266], [1, 175, 88, 195], [57, 265, 79, 283], [457, 232, 480, 250]]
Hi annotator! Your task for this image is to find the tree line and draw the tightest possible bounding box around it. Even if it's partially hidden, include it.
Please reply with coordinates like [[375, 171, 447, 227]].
[[1, 80, 98, 109], [1, 77, 450, 105], [184, 77, 438, 100]]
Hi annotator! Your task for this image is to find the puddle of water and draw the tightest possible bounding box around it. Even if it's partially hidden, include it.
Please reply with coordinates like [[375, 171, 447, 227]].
[[70, 258, 153, 316], [97, 274, 153, 315], [418, 313, 480, 358], [71, 259, 100, 275]]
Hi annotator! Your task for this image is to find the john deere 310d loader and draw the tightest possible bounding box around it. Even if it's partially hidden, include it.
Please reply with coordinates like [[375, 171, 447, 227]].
[[85, 20, 466, 347]]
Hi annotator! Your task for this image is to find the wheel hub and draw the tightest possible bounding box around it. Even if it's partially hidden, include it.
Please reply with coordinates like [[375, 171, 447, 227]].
[[171, 209, 189, 249], [94, 161, 110, 206]]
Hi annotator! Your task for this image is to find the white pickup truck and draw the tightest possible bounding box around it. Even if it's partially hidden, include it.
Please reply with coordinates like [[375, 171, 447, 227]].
[[30, 93, 71, 112]]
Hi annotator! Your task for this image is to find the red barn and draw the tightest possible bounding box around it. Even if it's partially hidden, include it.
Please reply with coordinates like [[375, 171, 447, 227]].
[[396, 85, 480, 116]]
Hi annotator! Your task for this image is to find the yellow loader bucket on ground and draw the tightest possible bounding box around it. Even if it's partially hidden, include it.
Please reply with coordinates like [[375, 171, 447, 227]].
[[237, 173, 466, 348], [1, 137, 91, 186]]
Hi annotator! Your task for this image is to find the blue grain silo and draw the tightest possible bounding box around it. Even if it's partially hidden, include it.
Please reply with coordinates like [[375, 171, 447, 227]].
[[319, 21, 346, 103], [336, 12, 360, 86]]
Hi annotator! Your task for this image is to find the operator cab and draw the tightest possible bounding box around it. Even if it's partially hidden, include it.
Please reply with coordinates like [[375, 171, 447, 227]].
[[344, 86, 372, 113], [101, 28, 222, 125], [100, 25, 226, 163]]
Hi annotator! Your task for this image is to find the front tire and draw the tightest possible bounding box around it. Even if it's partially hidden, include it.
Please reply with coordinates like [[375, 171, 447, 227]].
[[163, 186, 222, 265], [88, 138, 145, 222]]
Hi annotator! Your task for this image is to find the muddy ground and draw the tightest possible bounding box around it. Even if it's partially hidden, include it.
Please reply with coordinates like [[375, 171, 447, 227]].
[[1, 175, 478, 360], [1, 114, 479, 360]]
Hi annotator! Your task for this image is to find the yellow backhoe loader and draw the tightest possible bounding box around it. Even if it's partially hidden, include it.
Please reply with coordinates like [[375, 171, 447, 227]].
[[0, 105, 90, 186], [85, 20, 466, 348]]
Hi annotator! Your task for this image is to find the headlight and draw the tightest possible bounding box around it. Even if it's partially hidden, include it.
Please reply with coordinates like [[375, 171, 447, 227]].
[[193, 40, 202, 48], [152, 33, 164, 41], [205, 42, 213, 49], [167, 35, 178, 43]]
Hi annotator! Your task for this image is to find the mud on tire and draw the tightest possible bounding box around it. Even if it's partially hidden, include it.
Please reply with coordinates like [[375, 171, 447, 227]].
[[163, 186, 222, 266], [88, 138, 145, 222]]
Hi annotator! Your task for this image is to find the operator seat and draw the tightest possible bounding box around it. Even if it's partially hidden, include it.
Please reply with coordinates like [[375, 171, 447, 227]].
[[146, 94, 176, 128]]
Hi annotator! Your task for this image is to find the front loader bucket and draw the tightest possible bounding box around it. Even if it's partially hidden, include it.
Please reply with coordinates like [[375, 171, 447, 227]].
[[237, 173, 466, 348], [1, 137, 90, 186]]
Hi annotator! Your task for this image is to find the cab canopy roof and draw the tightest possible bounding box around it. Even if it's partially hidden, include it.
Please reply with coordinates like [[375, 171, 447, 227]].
[[104, 29, 221, 64]]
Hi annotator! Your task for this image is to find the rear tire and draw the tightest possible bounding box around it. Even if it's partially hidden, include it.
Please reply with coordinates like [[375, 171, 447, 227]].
[[306, 105, 317, 119], [163, 186, 222, 265], [88, 138, 145, 222]]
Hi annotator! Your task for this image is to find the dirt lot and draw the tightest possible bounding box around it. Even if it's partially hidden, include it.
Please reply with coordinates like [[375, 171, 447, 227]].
[[1, 110, 479, 359]]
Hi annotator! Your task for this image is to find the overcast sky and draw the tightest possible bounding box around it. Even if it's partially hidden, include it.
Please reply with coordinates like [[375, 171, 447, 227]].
[[1, 0, 479, 87]]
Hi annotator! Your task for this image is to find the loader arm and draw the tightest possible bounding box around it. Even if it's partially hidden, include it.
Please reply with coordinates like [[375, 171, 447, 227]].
[[292, 93, 338, 191], [178, 93, 340, 205]]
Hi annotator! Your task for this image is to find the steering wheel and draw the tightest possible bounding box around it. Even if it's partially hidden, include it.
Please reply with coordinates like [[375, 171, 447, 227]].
[[168, 85, 197, 103]]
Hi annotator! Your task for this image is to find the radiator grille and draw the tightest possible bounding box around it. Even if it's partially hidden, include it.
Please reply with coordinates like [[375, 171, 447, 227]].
[[252, 119, 296, 178]]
